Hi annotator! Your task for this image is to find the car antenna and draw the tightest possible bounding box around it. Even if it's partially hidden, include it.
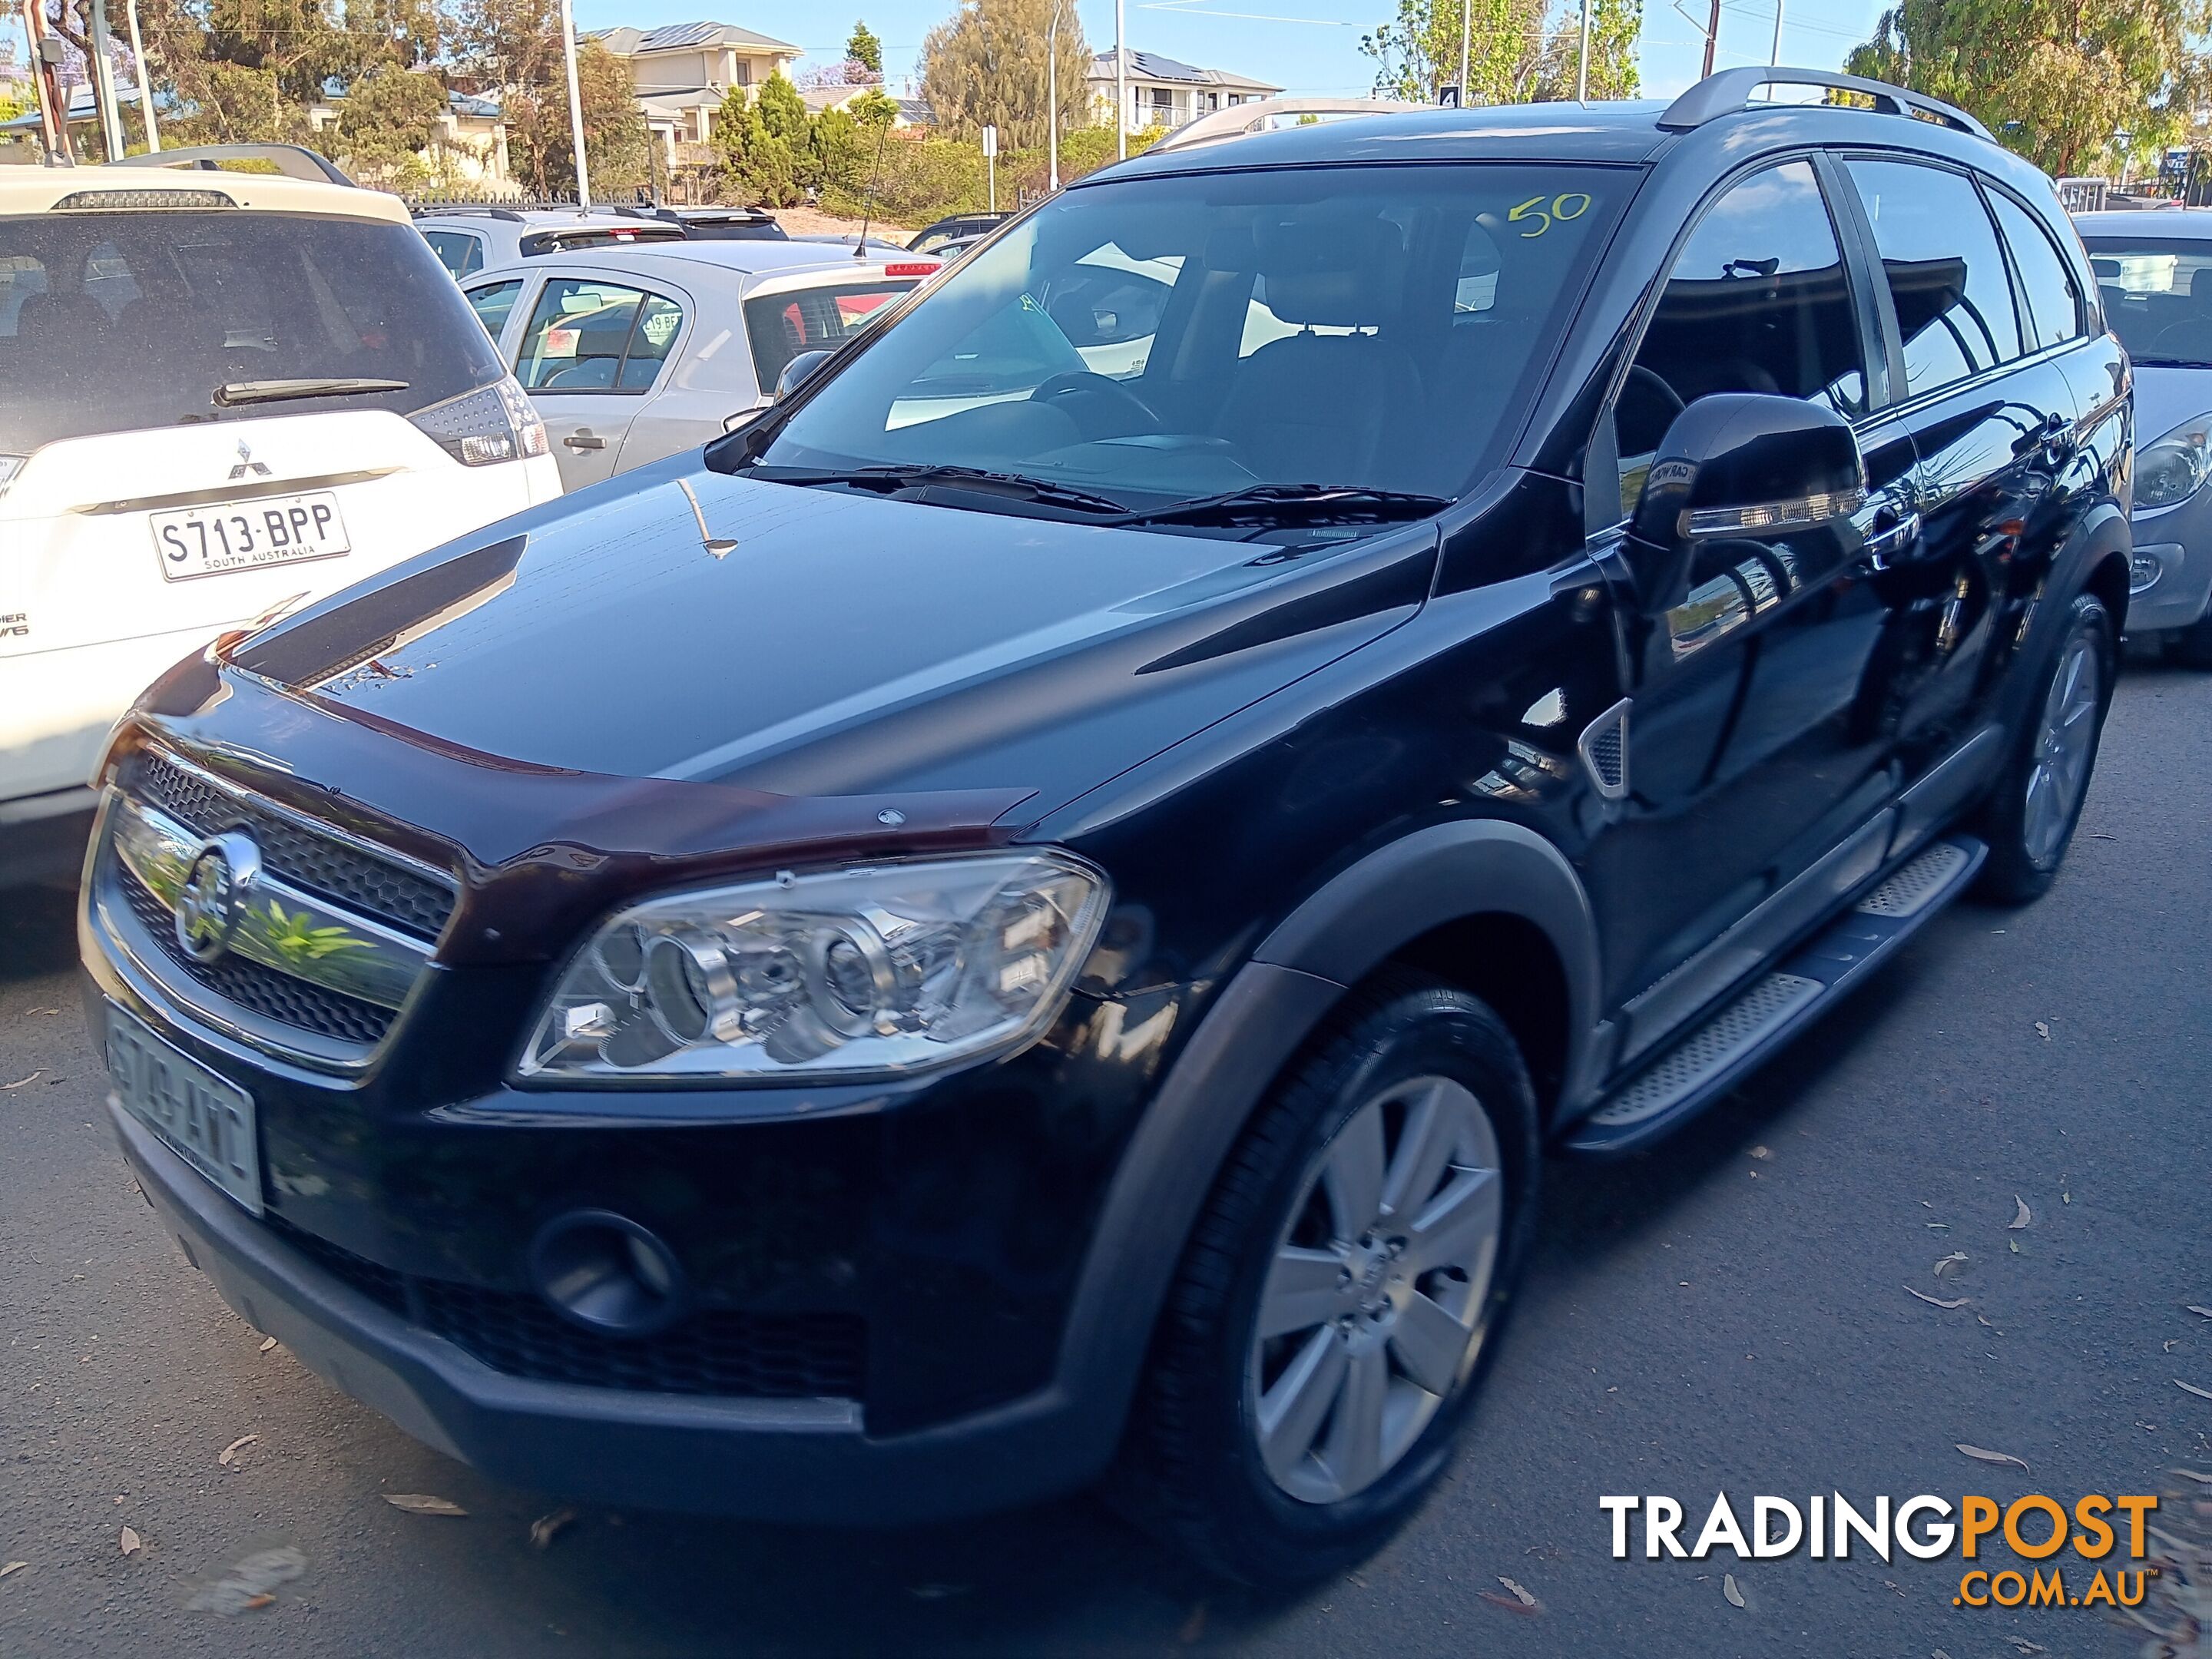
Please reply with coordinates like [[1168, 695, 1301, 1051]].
[[853, 120, 889, 260]]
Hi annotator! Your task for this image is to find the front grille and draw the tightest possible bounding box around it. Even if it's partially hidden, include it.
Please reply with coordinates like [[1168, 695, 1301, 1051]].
[[266, 1215, 866, 1400], [120, 863, 396, 1045], [129, 752, 455, 941]]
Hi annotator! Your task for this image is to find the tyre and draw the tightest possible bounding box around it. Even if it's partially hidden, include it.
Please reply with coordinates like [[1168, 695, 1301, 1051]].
[[1975, 591, 2114, 904], [1116, 970, 1541, 1586]]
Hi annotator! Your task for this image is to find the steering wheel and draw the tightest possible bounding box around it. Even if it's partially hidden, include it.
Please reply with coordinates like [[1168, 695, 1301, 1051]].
[[1627, 364, 1686, 419], [1028, 370, 1161, 439]]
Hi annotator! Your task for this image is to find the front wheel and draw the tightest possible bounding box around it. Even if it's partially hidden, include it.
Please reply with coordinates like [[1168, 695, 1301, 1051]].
[[1115, 971, 1540, 1585], [1975, 591, 2114, 903]]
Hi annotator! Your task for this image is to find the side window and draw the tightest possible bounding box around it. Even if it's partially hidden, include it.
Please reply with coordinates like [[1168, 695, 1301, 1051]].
[[464, 279, 524, 345], [1845, 159, 2022, 396], [515, 279, 681, 393], [1615, 160, 1867, 495], [422, 230, 483, 280], [1988, 190, 2085, 353]]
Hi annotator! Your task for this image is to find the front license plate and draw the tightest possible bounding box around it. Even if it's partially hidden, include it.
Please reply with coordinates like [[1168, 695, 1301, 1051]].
[[151, 491, 350, 581], [106, 1006, 263, 1214]]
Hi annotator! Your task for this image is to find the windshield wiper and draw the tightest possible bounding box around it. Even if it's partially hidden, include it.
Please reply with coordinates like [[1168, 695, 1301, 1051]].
[[213, 377, 409, 409], [1108, 485, 1451, 529], [748, 462, 1133, 516]]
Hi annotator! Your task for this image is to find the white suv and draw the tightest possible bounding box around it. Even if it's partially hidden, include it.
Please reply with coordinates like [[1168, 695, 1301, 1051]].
[[0, 164, 564, 882]]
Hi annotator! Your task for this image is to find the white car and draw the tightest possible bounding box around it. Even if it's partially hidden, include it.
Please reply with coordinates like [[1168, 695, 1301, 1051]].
[[0, 163, 563, 882], [459, 240, 941, 488], [413, 204, 691, 280]]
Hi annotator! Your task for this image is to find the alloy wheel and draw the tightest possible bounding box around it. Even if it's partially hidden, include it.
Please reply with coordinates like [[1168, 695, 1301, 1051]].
[[1246, 1075, 1504, 1505], [2022, 632, 2101, 867]]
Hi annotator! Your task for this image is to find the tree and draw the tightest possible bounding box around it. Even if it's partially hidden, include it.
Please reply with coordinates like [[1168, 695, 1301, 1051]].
[[714, 82, 798, 204], [919, 0, 1090, 147], [846, 18, 882, 76], [454, 0, 648, 195], [1846, 0, 2209, 176], [329, 63, 450, 184], [1362, 0, 1639, 104]]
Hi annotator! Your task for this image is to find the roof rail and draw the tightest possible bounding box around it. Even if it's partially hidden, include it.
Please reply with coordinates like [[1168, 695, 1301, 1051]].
[[111, 143, 359, 186], [1657, 68, 1992, 141], [1149, 94, 1423, 154]]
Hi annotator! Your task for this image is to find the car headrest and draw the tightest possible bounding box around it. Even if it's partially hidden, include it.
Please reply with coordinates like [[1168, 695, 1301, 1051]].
[[2090, 258, 2121, 280], [1252, 215, 1405, 328], [2191, 266, 2212, 303], [15, 290, 111, 349]]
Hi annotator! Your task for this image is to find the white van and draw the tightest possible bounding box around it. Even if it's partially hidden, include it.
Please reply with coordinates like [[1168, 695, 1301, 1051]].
[[0, 164, 563, 882]]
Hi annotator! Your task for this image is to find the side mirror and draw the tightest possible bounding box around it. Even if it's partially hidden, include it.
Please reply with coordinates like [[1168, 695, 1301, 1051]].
[[1628, 393, 1864, 611], [774, 348, 835, 401]]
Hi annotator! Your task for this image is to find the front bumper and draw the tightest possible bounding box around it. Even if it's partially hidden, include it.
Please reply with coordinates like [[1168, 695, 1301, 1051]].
[[2125, 485, 2212, 631], [112, 1096, 1103, 1522]]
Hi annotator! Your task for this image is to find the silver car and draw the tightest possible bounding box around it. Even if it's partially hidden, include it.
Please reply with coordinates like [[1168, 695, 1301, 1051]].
[[2078, 208, 2212, 661], [414, 205, 689, 280], [460, 240, 941, 489]]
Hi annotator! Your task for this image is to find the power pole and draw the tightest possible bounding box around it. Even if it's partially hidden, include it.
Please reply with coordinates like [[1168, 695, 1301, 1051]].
[[558, 0, 591, 208], [1456, 0, 1469, 106], [1114, 0, 1126, 160], [1577, 0, 1591, 101], [1769, 0, 1784, 64], [1047, 4, 1059, 192], [1701, 0, 1721, 78], [24, 3, 74, 164], [124, 0, 159, 151]]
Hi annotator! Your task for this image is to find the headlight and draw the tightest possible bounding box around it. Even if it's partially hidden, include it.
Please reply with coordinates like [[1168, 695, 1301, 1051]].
[[409, 375, 549, 467], [518, 853, 1109, 1084], [2135, 412, 2212, 510]]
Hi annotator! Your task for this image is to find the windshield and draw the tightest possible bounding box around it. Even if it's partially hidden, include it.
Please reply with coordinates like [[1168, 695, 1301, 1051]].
[[742, 164, 1624, 512], [2083, 237, 2212, 366], [745, 280, 919, 390], [0, 210, 506, 454]]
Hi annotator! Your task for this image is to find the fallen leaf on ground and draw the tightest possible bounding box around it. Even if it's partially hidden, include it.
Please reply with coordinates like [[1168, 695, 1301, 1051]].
[[1, 1072, 41, 1090], [1498, 1575, 1538, 1607], [1177, 1602, 1208, 1644], [2033, 1022, 2049, 1040], [1926, 1222, 1949, 1230], [1723, 1572, 1745, 1608], [905, 1583, 969, 1600], [1477, 1590, 1540, 1616], [383, 1494, 465, 1516], [186, 1546, 305, 1614], [1907, 1286, 1970, 1309], [2005, 1640, 2045, 1654], [2177, 1379, 2212, 1402], [1934, 1649, 1954, 1658], [2008, 1238, 2021, 1254], [0, 1562, 25, 1579], [258, 1336, 278, 1353], [2187, 1306, 2212, 1320], [2170, 1467, 2212, 1485], [1748, 1146, 1771, 1160], [1956, 1444, 2031, 1473], [1934, 1252, 1969, 1279], [528, 1506, 578, 1550], [2009, 1196, 2032, 1230], [218, 1434, 258, 1467], [118, 1528, 141, 1555]]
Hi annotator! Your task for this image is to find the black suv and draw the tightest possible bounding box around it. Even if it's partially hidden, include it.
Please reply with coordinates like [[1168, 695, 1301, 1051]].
[[81, 69, 2129, 1584]]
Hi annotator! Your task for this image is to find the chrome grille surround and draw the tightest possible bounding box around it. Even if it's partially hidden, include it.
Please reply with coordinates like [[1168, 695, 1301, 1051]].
[[91, 750, 456, 1071]]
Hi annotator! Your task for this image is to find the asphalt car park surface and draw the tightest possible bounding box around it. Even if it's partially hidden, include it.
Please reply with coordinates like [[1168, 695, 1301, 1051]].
[[1, 664, 2206, 1658]]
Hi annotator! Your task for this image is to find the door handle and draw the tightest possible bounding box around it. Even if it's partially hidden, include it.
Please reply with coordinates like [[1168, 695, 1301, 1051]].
[[563, 432, 606, 452], [2038, 412, 2075, 465], [1861, 508, 1922, 568]]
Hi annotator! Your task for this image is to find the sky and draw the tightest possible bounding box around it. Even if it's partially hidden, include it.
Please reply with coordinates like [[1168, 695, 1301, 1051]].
[[563, 0, 1896, 102]]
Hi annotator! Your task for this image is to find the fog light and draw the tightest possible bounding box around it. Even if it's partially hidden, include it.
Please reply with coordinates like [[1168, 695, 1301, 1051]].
[[531, 1211, 688, 1336], [2130, 549, 2163, 594]]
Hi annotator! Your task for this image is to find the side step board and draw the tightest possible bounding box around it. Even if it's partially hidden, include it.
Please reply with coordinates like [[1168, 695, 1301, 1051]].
[[1563, 836, 1986, 1157]]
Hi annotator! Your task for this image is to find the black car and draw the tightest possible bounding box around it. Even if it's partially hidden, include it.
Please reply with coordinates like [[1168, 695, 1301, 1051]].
[[81, 68, 2130, 1586], [908, 210, 1010, 254]]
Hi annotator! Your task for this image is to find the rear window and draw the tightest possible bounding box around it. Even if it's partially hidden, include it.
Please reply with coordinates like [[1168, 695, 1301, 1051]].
[[0, 209, 507, 455], [2081, 236, 2212, 366], [744, 280, 917, 389]]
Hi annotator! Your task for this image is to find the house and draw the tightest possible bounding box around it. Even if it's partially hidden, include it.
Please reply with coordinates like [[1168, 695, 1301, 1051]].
[[797, 84, 932, 128], [1087, 48, 1281, 136], [587, 21, 803, 162], [304, 79, 512, 188]]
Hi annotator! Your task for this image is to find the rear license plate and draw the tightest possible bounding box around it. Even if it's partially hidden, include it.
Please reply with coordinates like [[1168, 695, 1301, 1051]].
[[151, 492, 350, 581], [106, 1005, 263, 1214]]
